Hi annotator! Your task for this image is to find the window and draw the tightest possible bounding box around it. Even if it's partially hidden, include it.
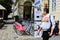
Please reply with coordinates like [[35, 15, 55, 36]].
[[52, 0, 56, 11]]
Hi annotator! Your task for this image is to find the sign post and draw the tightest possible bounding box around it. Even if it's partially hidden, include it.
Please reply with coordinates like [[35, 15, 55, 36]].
[[34, 0, 43, 38]]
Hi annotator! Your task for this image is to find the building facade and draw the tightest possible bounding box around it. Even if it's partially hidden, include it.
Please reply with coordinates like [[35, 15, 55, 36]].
[[13, 0, 60, 34], [13, 0, 60, 20], [17, 0, 34, 20]]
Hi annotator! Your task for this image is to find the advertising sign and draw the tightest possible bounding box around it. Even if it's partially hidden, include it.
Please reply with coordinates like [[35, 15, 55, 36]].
[[34, 0, 40, 6], [34, 0, 42, 20], [34, 0, 43, 38], [34, 8, 42, 20], [12, 0, 16, 3], [34, 22, 43, 38]]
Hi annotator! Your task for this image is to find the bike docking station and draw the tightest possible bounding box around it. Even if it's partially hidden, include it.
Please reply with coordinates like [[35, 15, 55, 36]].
[[33, 0, 43, 38]]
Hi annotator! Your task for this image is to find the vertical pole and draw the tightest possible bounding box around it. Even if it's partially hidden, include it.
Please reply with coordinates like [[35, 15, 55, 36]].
[[12, 4, 15, 20], [12, 0, 16, 21], [34, 0, 43, 38], [3, 11, 4, 20], [31, 6, 33, 21]]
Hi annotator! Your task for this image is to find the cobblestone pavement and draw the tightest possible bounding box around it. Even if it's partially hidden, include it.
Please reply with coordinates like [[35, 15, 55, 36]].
[[0, 24, 60, 40], [0, 24, 35, 40]]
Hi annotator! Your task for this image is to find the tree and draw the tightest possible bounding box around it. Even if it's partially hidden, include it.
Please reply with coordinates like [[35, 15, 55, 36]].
[[0, 0, 12, 20], [0, 0, 3, 2]]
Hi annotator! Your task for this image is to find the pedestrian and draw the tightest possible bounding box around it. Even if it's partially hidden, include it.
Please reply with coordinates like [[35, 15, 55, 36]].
[[38, 8, 55, 40]]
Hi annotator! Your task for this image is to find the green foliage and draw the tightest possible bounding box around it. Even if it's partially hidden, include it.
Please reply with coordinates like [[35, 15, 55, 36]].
[[0, 0, 12, 20], [0, 0, 12, 12], [0, 0, 3, 2]]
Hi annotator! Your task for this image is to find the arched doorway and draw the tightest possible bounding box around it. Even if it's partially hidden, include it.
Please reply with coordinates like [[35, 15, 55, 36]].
[[23, 1, 32, 20]]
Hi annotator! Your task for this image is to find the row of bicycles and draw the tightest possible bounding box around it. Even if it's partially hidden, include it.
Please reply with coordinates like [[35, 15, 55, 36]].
[[13, 20, 34, 36]]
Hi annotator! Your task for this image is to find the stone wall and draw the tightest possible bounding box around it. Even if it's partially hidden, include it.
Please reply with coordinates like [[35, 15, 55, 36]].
[[18, 0, 60, 30], [18, 0, 33, 20]]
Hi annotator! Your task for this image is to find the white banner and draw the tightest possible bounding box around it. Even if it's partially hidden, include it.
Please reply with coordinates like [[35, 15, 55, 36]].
[[34, 0, 42, 20], [34, 0, 43, 38], [34, 8, 42, 20], [34, 22, 43, 38]]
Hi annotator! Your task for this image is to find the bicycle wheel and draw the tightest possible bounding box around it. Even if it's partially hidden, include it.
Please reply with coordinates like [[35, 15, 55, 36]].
[[29, 26, 34, 36]]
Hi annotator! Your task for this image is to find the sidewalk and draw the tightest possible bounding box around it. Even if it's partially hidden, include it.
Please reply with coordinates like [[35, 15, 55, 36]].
[[0, 24, 60, 40]]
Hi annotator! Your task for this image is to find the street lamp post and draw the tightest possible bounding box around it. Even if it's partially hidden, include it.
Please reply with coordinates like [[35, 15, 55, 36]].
[[11, 0, 16, 20]]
